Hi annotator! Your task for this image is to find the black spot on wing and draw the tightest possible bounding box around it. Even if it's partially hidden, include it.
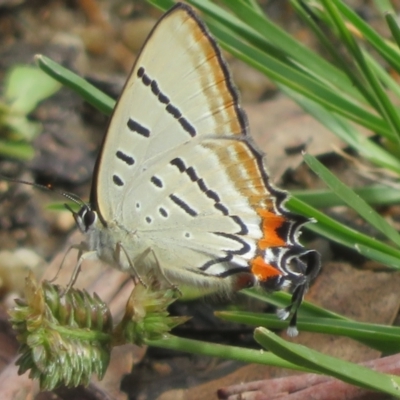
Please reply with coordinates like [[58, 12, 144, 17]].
[[159, 207, 168, 217], [215, 203, 229, 215], [170, 157, 186, 172], [158, 92, 169, 104], [151, 175, 163, 188], [142, 74, 151, 86], [169, 194, 197, 217], [166, 104, 182, 119], [127, 118, 150, 137], [170, 158, 235, 218], [178, 117, 196, 137], [137, 66, 196, 137], [151, 80, 160, 95], [197, 178, 207, 193], [186, 166, 198, 182], [116, 150, 134, 166], [205, 189, 220, 203], [113, 175, 124, 187]]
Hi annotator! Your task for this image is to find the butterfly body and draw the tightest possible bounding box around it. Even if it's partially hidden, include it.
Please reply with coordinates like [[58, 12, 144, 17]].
[[73, 2, 320, 335]]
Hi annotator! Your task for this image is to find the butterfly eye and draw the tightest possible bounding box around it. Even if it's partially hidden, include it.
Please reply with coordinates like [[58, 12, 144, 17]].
[[82, 209, 96, 231], [75, 206, 96, 232]]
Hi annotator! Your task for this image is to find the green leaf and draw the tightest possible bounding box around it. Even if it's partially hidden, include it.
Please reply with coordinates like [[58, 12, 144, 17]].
[[5, 65, 61, 115], [0, 140, 34, 160]]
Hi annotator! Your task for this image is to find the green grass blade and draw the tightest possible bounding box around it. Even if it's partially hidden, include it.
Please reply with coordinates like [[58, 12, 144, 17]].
[[219, 0, 362, 99], [146, 334, 315, 372], [237, 291, 399, 353], [303, 153, 400, 247], [288, 196, 400, 266], [356, 244, 400, 269], [242, 289, 344, 319], [372, 0, 395, 14], [386, 13, 400, 50], [280, 85, 400, 174], [218, 311, 400, 353], [254, 328, 400, 396], [306, 0, 400, 75], [35, 55, 115, 115], [293, 186, 400, 208], [333, 0, 400, 73], [321, 0, 400, 143]]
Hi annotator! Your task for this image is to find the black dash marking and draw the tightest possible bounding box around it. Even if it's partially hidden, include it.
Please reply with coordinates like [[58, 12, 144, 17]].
[[185, 232, 190, 238], [166, 104, 182, 119], [136, 68, 195, 138], [170, 157, 186, 172], [151, 175, 163, 188], [151, 80, 160, 95], [158, 92, 169, 104], [215, 202, 229, 215], [205, 189, 220, 203], [127, 118, 150, 137], [178, 117, 196, 137], [142, 73, 151, 86], [230, 215, 248, 235], [113, 175, 124, 187], [137, 67, 144, 77], [169, 194, 197, 217], [186, 166, 198, 182], [136, 202, 140, 209], [217, 267, 251, 278], [116, 150, 134, 166], [213, 232, 250, 255], [197, 178, 207, 193], [159, 207, 168, 217], [145, 216, 152, 223], [200, 255, 232, 271]]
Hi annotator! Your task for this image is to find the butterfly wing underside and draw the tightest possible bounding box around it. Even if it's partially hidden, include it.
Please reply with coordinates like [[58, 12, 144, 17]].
[[91, 3, 319, 298]]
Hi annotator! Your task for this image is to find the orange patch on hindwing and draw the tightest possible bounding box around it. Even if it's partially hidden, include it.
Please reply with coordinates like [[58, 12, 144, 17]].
[[257, 208, 287, 248], [251, 256, 282, 281]]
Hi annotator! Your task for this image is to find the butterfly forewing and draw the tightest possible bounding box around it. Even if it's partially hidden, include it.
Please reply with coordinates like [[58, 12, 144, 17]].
[[94, 5, 247, 221]]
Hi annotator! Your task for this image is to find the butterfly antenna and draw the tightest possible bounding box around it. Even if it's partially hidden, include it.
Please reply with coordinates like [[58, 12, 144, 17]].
[[0, 175, 88, 208]]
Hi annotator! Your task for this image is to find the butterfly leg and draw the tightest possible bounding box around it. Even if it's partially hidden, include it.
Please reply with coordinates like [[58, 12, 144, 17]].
[[49, 241, 89, 283], [62, 249, 98, 295], [150, 249, 182, 297], [115, 242, 148, 288]]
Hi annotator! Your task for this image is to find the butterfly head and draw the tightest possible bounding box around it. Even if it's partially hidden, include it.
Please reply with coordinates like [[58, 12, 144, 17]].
[[66, 203, 98, 233]]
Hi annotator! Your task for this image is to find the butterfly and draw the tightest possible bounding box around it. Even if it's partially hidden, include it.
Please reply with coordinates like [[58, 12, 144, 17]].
[[70, 2, 320, 336]]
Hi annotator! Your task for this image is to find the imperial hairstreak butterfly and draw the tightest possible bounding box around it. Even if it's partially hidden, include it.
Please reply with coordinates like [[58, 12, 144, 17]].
[[69, 2, 320, 336]]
